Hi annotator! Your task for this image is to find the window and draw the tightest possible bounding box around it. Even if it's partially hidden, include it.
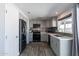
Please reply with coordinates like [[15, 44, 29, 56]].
[[58, 16, 72, 34], [58, 20, 64, 32], [65, 17, 72, 33]]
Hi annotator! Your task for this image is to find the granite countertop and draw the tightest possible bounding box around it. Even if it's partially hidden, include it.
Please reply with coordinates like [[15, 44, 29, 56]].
[[40, 32, 73, 40], [29, 31, 73, 40], [47, 32, 73, 40]]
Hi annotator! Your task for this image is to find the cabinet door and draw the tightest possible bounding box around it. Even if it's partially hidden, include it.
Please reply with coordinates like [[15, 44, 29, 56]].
[[50, 36, 60, 56], [52, 37, 57, 53], [54, 38, 60, 56], [41, 32, 44, 41], [41, 32, 48, 42], [50, 36, 53, 49], [29, 32, 33, 42], [50, 36, 55, 50], [44, 34, 48, 42], [52, 19, 57, 27], [5, 4, 19, 56]]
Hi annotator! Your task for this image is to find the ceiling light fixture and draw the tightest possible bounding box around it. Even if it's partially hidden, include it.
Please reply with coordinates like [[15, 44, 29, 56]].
[[27, 11, 30, 14]]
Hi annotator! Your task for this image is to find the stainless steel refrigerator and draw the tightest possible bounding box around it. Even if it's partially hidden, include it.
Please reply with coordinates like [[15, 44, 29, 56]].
[[19, 19, 27, 54]]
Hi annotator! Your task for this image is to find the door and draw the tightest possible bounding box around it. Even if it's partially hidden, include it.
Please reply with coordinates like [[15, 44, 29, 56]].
[[5, 4, 19, 56], [0, 3, 5, 55]]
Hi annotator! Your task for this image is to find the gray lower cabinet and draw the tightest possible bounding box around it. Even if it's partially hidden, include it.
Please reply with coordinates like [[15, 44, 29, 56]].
[[41, 32, 48, 42], [50, 36, 60, 55], [29, 32, 33, 42], [50, 36, 72, 56], [29, 32, 48, 42]]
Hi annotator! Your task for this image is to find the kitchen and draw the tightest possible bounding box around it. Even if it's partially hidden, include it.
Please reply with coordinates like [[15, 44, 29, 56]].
[[28, 8, 73, 56], [0, 3, 79, 56], [15, 3, 74, 56]]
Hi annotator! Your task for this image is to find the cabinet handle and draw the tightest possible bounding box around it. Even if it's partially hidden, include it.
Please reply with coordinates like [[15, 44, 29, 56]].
[[16, 36, 19, 38]]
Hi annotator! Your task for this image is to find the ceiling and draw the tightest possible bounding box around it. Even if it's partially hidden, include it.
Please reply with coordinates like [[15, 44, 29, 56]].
[[15, 3, 73, 20]]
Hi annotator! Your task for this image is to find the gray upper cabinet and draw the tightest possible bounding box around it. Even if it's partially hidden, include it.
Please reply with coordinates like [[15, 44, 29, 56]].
[[52, 20, 57, 27], [52, 17, 57, 27]]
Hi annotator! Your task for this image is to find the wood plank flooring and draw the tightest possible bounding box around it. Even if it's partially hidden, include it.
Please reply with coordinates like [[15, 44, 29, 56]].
[[20, 42, 54, 56]]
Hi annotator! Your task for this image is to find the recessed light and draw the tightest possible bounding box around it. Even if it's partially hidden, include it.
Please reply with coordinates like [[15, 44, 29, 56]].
[[56, 12, 58, 14]]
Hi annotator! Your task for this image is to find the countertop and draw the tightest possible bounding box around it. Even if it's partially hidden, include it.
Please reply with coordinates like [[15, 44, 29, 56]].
[[29, 31, 73, 40], [47, 32, 73, 40]]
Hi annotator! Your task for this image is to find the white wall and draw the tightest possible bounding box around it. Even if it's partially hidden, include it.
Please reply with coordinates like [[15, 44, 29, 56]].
[[4, 3, 30, 56], [0, 3, 5, 56], [5, 4, 20, 56]]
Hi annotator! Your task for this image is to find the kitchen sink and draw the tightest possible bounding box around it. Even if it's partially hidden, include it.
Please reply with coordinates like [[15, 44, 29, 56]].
[[54, 34, 63, 37]]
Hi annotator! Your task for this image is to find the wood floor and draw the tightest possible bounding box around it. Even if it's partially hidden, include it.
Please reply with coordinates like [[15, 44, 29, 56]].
[[20, 42, 54, 56]]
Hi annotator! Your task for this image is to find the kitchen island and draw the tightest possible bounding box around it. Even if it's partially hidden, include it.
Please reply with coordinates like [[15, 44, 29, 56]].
[[47, 33, 73, 56]]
